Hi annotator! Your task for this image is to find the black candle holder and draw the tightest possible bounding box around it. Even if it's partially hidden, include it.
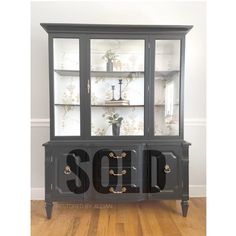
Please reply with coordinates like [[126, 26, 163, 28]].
[[111, 85, 115, 101], [118, 79, 123, 101]]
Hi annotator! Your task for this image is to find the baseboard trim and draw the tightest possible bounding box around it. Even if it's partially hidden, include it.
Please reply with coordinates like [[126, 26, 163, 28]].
[[189, 185, 206, 197], [31, 185, 206, 200], [31, 188, 44, 200]]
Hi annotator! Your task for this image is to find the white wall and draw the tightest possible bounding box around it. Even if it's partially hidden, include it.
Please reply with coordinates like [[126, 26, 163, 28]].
[[31, 1, 206, 199]]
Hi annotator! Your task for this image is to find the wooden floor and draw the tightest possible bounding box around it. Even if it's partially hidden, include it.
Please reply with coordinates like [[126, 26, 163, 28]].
[[31, 198, 206, 236]]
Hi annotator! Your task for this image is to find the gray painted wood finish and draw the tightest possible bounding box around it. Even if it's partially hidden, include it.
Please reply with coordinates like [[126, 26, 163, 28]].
[[41, 24, 192, 219]]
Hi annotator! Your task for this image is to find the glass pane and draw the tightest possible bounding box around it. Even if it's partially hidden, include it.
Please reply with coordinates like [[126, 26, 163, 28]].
[[53, 38, 79, 70], [154, 40, 180, 136], [90, 39, 145, 136], [53, 38, 80, 136], [91, 107, 144, 136]]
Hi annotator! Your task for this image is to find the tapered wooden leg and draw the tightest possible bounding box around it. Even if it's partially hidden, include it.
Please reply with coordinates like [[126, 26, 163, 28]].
[[45, 202, 53, 219], [181, 200, 189, 217]]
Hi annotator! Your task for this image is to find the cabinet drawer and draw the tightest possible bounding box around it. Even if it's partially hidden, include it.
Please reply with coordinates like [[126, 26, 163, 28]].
[[93, 148, 138, 168], [93, 183, 140, 194], [94, 166, 138, 185]]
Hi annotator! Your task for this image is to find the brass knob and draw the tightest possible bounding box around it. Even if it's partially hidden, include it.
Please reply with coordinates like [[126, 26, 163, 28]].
[[64, 165, 71, 175], [109, 152, 114, 157], [109, 187, 127, 194], [109, 169, 127, 176], [116, 152, 127, 158], [108, 152, 127, 159], [164, 165, 171, 174], [121, 152, 127, 157]]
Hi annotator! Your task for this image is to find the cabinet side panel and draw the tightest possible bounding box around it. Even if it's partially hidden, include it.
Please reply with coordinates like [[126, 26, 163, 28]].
[[181, 143, 189, 201], [48, 34, 55, 139], [45, 147, 53, 202]]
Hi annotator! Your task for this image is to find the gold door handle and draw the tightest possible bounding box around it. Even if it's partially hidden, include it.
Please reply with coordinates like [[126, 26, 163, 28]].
[[64, 166, 71, 175], [109, 169, 127, 176], [108, 152, 127, 159], [109, 187, 127, 194], [164, 165, 171, 174]]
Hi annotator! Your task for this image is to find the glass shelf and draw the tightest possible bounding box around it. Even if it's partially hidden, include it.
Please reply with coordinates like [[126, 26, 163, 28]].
[[91, 104, 144, 107], [54, 69, 80, 76], [155, 104, 179, 106], [54, 103, 80, 106], [90, 71, 144, 78], [54, 69, 179, 78], [55, 104, 144, 107], [54, 69, 144, 78], [155, 70, 180, 78]]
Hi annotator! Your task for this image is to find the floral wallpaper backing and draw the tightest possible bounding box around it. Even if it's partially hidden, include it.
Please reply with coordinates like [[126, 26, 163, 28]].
[[90, 39, 145, 136], [55, 106, 80, 136], [154, 39, 180, 136], [54, 74, 81, 136], [53, 38, 79, 70], [54, 74, 80, 104], [155, 40, 180, 71], [90, 39, 144, 72], [91, 75, 144, 105], [52, 38, 180, 137], [91, 107, 144, 136], [90, 74, 144, 136]]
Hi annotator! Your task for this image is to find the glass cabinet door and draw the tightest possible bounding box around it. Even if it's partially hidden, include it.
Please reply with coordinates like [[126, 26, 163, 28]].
[[154, 40, 180, 136], [90, 39, 145, 136], [53, 38, 80, 136]]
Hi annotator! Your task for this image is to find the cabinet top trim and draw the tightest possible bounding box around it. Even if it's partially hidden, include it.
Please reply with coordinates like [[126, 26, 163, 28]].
[[42, 139, 190, 147], [40, 23, 193, 34]]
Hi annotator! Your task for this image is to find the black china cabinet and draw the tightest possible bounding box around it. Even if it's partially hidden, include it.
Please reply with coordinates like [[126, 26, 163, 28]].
[[41, 23, 192, 219]]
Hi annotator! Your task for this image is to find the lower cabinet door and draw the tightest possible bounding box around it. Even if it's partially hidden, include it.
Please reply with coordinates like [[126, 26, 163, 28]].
[[53, 148, 90, 201], [144, 147, 181, 199]]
